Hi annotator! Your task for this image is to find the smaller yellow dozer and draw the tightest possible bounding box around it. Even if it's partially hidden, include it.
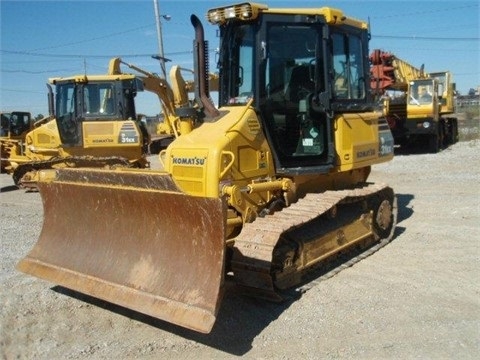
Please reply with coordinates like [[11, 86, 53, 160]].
[[17, 168, 226, 333]]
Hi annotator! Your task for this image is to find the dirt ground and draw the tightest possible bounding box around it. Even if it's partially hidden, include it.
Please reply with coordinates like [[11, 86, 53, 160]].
[[1, 120, 479, 359]]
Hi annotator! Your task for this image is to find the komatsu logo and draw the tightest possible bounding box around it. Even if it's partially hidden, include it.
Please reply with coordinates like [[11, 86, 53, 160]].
[[92, 138, 114, 143], [172, 157, 205, 166]]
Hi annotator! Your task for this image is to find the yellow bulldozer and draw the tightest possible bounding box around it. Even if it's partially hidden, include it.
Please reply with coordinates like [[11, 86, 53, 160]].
[[1, 60, 164, 189], [1, 58, 208, 189], [1, 111, 34, 171], [0, 111, 33, 140], [18, 3, 397, 333]]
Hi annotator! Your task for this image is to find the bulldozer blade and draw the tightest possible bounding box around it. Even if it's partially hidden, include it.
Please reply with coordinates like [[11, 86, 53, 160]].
[[17, 168, 226, 333]]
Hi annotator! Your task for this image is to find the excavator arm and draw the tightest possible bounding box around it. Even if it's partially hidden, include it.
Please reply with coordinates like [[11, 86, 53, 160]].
[[108, 57, 194, 138]]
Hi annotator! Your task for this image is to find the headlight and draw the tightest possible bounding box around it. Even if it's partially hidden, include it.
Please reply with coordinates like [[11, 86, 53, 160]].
[[224, 7, 237, 19], [207, 10, 223, 25], [207, 3, 266, 25]]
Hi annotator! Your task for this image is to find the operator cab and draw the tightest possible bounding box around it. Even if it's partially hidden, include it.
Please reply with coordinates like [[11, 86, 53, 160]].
[[50, 76, 144, 146], [0, 112, 32, 137], [409, 79, 436, 105], [211, 4, 372, 175]]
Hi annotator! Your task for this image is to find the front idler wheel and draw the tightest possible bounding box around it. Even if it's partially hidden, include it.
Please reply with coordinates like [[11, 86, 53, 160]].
[[372, 189, 395, 240]]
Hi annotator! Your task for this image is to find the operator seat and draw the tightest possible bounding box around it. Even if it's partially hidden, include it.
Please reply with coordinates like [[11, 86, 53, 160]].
[[283, 65, 316, 155], [285, 65, 315, 104]]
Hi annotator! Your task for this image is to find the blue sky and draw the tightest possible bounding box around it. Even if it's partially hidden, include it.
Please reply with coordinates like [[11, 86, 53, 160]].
[[1, 0, 479, 116]]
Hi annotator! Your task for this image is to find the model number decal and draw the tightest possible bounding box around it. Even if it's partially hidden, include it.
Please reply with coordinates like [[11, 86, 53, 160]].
[[119, 132, 138, 144], [379, 132, 394, 156]]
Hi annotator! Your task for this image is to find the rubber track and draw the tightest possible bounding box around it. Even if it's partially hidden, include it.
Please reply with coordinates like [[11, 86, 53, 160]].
[[232, 183, 397, 298]]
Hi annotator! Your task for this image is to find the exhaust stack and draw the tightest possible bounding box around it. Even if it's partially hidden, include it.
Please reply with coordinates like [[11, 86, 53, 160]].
[[191, 15, 220, 118]]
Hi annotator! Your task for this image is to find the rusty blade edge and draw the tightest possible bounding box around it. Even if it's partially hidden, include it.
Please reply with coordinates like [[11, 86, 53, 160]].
[[17, 257, 218, 334]]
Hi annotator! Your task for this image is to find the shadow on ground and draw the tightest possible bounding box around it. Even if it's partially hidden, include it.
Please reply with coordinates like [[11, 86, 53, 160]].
[[51, 192, 414, 355], [0, 185, 18, 193], [53, 285, 294, 355]]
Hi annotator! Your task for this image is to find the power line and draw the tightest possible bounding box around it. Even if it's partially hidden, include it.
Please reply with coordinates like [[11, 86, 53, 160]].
[[0, 88, 44, 94], [369, 4, 478, 19], [372, 35, 479, 41], [26, 24, 156, 52], [1, 68, 80, 74], [2, 31, 477, 61], [0, 49, 155, 59], [368, 46, 479, 53], [0, 49, 200, 60]]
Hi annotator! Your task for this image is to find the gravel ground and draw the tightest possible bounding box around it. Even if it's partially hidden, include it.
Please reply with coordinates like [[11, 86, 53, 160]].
[[1, 135, 479, 359]]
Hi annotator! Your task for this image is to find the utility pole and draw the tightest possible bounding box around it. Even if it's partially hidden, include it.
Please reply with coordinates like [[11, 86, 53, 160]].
[[153, 0, 170, 79]]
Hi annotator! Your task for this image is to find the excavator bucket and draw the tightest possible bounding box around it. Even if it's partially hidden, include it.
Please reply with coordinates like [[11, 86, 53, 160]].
[[17, 168, 226, 333]]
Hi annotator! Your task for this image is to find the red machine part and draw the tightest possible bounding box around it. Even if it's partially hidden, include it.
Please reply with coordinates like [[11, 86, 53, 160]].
[[369, 49, 396, 95]]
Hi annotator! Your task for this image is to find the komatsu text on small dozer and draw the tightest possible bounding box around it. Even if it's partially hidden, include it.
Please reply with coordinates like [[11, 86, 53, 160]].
[[18, 3, 397, 334]]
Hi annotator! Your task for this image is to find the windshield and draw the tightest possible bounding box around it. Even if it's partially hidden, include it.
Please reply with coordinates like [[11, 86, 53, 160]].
[[56, 80, 136, 121], [409, 80, 434, 105], [9, 112, 31, 135], [219, 24, 255, 106], [83, 83, 116, 115], [262, 23, 325, 155], [55, 82, 78, 143], [259, 21, 331, 169], [0, 113, 11, 136], [264, 24, 320, 105], [331, 32, 366, 100], [56, 83, 76, 119]]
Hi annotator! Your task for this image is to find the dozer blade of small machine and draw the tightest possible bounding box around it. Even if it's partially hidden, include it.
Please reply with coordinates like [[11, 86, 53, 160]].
[[17, 168, 226, 333]]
